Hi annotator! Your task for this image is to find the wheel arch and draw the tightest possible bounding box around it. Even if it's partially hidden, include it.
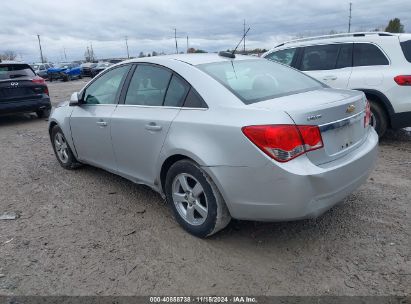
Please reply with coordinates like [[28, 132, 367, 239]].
[[159, 154, 194, 194], [354, 88, 394, 128]]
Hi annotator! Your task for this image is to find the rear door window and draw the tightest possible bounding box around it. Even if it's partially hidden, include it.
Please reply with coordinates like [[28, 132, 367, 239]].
[[353, 43, 389, 66], [301, 44, 340, 71], [400, 40, 411, 63], [336, 43, 353, 68], [264, 48, 297, 66], [0, 64, 36, 80], [163, 75, 190, 107]]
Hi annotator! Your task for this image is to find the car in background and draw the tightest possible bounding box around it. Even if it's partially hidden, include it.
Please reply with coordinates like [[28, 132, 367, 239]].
[[80, 62, 98, 77], [263, 32, 411, 137], [0, 61, 51, 117], [47, 63, 82, 82], [48, 54, 378, 237], [30, 63, 53, 79], [90, 62, 112, 77]]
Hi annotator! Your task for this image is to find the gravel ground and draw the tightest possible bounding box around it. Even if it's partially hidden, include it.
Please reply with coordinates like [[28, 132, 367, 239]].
[[0, 79, 410, 296]]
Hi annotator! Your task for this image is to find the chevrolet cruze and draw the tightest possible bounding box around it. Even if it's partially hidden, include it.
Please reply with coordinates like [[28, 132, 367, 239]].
[[49, 53, 378, 237]]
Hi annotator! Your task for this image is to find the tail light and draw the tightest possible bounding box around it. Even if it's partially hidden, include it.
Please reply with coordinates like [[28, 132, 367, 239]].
[[394, 75, 411, 86], [242, 124, 323, 162], [364, 100, 371, 127], [32, 76, 49, 95], [32, 76, 45, 84]]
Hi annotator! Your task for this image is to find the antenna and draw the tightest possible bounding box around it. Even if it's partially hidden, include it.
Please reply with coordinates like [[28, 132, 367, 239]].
[[232, 27, 250, 56]]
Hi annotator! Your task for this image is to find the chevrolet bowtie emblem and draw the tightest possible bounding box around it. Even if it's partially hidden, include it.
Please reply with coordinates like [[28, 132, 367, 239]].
[[346, 104, 356, 113]]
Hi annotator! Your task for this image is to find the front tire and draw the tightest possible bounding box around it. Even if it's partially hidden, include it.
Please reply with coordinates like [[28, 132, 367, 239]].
[[369, 100, 388, 137], [51, 126, 81, 169], [165, 160, 231, 237]]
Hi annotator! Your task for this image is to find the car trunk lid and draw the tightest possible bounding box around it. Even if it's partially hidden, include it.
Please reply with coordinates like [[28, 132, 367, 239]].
[[249, 88, 368, 165]]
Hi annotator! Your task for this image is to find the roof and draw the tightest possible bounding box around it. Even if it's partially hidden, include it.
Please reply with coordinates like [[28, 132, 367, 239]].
[[124, 53, 258, 66], [272, 32, 409, 49]]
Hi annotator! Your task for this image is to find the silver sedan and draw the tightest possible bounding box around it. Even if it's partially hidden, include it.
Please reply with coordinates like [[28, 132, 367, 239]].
[[49, 53, 378, 237]]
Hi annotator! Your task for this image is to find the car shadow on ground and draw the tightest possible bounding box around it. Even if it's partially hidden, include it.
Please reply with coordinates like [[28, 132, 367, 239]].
[[0, 113, 46, 127]]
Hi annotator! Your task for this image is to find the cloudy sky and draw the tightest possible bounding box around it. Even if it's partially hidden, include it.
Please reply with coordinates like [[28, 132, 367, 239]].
[[1, 0, 410, 62]]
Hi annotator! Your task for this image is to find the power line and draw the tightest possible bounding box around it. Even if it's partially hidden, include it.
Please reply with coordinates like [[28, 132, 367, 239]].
[[37, 34, 44, 63], [348, 2, 352, 33]]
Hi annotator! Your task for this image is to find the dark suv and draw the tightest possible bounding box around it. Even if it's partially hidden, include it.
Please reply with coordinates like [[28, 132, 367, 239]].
[[0, 61, 51, 118]]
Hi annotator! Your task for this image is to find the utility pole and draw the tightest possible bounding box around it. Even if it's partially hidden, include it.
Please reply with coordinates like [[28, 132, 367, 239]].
[[37, 34, 44, 63], [125, 36, 130, 59], [90, 42, 95, 61], [348, 2, 352, 33], [63, 48, 67, 61], [186, 35, 189, 53], [174, 28, 178, 54], [86, 46, 90, 61], [243, 19, 246, 53]]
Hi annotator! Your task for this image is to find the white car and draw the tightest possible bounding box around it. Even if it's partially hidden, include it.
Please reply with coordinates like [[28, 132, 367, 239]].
[[263, 32, 411, 137]]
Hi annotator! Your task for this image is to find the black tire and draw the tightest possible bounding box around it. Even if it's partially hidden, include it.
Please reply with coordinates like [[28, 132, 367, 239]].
[[165, 160, 231, 238], [36, 109, 50, 119], [49, 76, 53, 82], [369, 99, 388, 137], [51, 126, 81, 170], [78, 74, 83, 79]]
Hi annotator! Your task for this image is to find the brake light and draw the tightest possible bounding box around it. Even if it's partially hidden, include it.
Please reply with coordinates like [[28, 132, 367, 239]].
[[394, 75, 411, 86], [32, 76, 46, 84], [364, 100, 371, 127], [242, 125, 323, 162]]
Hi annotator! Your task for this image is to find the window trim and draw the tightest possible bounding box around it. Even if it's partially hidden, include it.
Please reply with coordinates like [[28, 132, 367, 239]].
[[79, 63, 133, 106]]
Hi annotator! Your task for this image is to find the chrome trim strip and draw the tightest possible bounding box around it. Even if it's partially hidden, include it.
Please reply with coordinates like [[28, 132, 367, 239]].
[[319, 110, 364, 132]]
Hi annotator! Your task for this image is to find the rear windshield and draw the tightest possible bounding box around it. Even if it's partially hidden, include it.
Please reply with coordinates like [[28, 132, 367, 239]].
[[0, 64, 35, 80], [197, 59, 323, 104], [400, 40, 411, 63]]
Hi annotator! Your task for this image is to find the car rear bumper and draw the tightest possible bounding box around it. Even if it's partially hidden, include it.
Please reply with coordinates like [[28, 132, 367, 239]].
[[0, 97, 51, 115], [206, 128, 379, 221]]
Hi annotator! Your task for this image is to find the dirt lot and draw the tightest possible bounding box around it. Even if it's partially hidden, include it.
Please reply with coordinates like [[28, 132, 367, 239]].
[[0, 79, 410, 296]]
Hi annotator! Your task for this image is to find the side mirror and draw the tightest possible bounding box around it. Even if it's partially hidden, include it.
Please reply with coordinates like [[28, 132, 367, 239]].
[[69, 92, 81, 106]]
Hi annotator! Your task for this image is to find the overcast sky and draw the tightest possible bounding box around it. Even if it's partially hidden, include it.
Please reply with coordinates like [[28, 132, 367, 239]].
[[1, 0, 410, 62]]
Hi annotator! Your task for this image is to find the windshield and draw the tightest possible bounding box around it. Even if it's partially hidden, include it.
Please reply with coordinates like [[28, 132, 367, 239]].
[[56, 63, 71, 69], [31, 65, 40, 70], [0, 64, 36, 80], [400, 40, 411, 63], [197, 59, 324, 104]]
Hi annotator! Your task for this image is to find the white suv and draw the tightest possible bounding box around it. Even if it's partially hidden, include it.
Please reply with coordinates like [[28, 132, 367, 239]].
[[263, 32, 411, 137]]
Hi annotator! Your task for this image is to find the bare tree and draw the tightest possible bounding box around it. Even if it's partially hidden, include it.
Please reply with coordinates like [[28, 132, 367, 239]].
[[0, 50, 17, 61]]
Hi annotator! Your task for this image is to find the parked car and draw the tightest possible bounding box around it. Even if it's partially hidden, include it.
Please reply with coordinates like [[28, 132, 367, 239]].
[[48, 54, 378, 237], [30, 63, 53, 79], [263, 32, 411, 137], [80, 62, 98, 77], [0, 61, 51, 117], [47, 63, 82, 82], [91, 62, 112, 77]]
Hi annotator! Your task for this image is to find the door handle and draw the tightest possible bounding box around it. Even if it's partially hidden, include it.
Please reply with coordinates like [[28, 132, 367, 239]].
[[145, 122, 162, 131], [96, 120, 108, 127], [323, 75, 337, 81]]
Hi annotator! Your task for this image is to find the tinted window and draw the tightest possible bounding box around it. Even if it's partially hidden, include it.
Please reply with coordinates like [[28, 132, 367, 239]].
[[400, 40, 411, 63], [264, 48, 297, 66], [164, 75, 190, 107], [83, 65, 130, 105], [125, 65, 172, 106], [336, 44, 353, 68], [353, 43, 389, 66], [0, 64, 35, 80], [301, 44, 340, 71], [198, 59, 323, 104], [184, 88, 207, 108]]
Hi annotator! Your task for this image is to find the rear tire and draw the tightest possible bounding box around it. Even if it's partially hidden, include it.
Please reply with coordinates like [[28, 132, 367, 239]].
[[36, 109, 50, 119], [165, 160, 231, 238], [369, 99, 388, 137], [51, 126, 81, 170]]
